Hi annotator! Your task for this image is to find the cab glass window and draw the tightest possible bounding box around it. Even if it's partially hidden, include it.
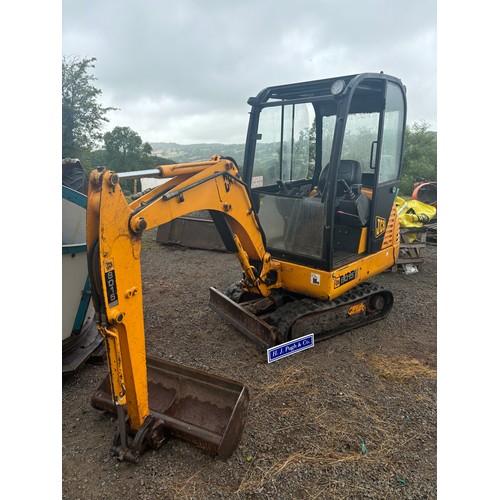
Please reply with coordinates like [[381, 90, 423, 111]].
[[252, 103, 315, 188], [341, 112, 380, 173], [378, 82, 405, 183], [252, 102, 324, 258]]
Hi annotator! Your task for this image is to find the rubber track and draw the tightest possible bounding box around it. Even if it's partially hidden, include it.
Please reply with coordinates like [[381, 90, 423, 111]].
[[268, 281, 390, 343]]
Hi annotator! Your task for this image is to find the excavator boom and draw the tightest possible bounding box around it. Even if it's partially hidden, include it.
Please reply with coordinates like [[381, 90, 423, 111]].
[[87, 157, 267, 461]]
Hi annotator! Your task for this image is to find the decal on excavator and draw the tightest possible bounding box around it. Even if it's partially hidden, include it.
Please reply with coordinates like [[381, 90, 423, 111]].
[[348, 303, 366, 316], [251, 176, 263, 188], [104, 259, 118, 307], [375, 216, 387, 238], [311, 273, 321, 286], [334, 269, 358, 289]]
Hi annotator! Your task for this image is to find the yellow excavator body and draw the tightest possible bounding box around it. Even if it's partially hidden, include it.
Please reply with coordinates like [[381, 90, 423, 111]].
[[86, 72, 407, 462]]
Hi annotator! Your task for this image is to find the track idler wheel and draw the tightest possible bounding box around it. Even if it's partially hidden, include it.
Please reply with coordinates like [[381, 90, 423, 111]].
[[368, 294, 385, 311]]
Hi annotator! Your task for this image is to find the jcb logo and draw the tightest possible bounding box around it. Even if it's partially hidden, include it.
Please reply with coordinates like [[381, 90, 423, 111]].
[[375, 217, 386, 238]]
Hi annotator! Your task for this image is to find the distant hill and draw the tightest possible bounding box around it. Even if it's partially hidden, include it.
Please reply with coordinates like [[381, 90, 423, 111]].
[[150, 142, 245, 167]]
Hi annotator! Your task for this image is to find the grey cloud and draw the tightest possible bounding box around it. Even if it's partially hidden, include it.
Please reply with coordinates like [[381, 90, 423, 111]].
[[63, 0, 436, 143]]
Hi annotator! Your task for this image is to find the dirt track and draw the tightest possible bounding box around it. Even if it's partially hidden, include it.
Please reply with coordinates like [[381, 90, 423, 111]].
[[62, 230, 437, 499]]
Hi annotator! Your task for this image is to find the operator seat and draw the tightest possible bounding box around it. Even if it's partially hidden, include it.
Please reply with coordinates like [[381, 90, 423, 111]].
[[317, 159, 370, 229], [317, 159, 362, 197]]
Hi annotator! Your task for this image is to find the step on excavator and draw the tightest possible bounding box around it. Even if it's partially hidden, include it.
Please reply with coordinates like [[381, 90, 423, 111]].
[[87, 72, 406, 462]]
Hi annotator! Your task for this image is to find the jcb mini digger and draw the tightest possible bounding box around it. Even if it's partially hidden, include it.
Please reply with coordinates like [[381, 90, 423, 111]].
[[87, 72, 406, 462]]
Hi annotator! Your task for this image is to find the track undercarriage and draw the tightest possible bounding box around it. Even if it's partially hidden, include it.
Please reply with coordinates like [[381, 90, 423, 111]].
[[209, 281, 393, 349]]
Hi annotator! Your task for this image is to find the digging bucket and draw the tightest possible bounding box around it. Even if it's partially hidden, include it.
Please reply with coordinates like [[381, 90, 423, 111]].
[[91, 355, 249, 459]]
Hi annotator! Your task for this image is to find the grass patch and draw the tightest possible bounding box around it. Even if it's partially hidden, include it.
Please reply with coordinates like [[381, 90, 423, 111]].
[[356, 353, 436, 382], [236, 361, 416, 495]]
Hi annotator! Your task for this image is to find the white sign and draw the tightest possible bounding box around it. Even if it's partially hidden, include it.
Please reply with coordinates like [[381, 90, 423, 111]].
[[311, 273, 320, 286], [251, 176, 264, 188], [267, 334, 315, 363]]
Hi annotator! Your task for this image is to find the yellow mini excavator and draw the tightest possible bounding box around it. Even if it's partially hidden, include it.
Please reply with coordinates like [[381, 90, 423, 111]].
[[87, 72, 406, 462]]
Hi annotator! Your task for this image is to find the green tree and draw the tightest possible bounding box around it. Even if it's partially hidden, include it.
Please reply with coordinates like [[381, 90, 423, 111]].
[[400, 121, 437, 195], [103, 127, 164, 193], [103, 126, 143, 171], [142, 141, 153, 156], [62, 56, 116, 158]]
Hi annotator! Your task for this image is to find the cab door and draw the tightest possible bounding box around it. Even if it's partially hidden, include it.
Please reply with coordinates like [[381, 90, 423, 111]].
[[368, 80, 406, 253]]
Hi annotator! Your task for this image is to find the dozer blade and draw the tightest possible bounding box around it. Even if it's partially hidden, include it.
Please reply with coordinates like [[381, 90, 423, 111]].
[[91, 355, 249, 460], [209, 286, 278, 348]]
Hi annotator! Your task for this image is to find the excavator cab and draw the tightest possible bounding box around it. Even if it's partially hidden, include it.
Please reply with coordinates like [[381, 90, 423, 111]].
[[242, 73, 406, 268], [210, 73, 406, 346]]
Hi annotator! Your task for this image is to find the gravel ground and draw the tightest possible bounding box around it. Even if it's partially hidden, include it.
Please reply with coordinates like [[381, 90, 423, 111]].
[[62, 230, 437, 499]]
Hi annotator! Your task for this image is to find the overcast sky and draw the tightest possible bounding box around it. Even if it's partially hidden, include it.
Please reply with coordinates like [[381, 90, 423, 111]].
[[62, 0, 436, 145]]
